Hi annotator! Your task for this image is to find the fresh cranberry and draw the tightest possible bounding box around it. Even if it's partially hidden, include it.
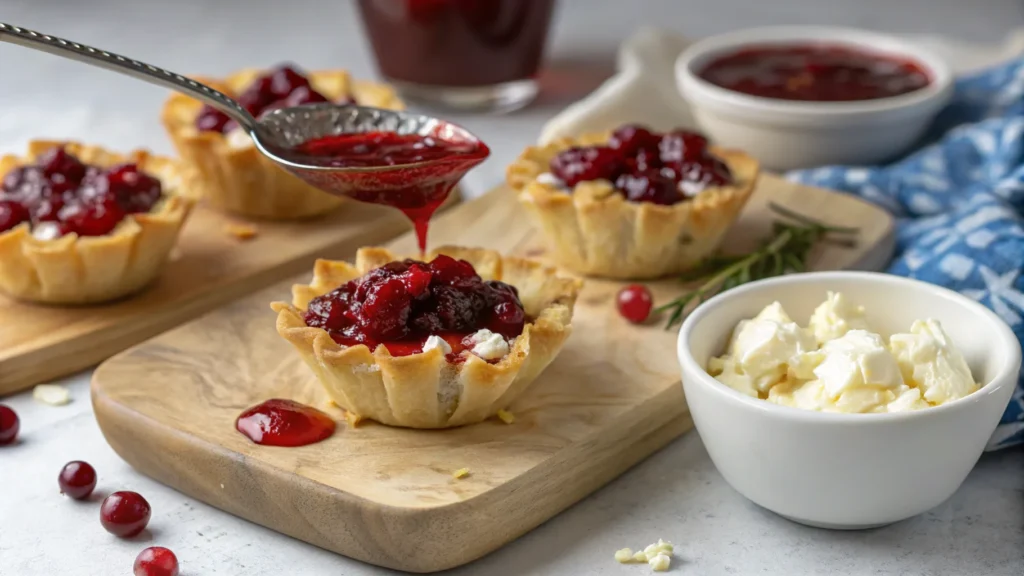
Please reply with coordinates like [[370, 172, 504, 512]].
[[134, 546, 179, 576], [100, 491, 151, 538], [59, 461, 98, 500], [0, 200, 30, 232], [617, 285, 654, 324], [0, 404, 19, 445], [549, 146, 623, 188], [304, 256, 527, 354], [615, 170, 684, 206]]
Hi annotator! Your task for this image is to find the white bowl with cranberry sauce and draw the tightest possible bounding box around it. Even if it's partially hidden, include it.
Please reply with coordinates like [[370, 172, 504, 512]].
[[675, 27, 954, 170]]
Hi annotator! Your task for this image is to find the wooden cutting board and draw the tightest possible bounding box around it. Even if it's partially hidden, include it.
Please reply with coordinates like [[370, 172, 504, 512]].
[[91, 176, 895, 573], [0, 192, 458, 396]]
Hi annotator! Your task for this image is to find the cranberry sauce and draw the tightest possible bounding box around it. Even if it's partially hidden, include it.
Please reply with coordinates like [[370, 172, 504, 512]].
[[292, 132, 489, 252], [303, 254, 525, 357], [699, 44, 930, 102], [548, 125, 732, 205], [235, 399, 337, 447], [195, 64, 346, 134], [357, 0, 555, 88], [0, 147, 163, 238]]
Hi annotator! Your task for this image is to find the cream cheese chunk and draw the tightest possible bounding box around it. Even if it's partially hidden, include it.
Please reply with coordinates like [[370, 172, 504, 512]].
[[467, 329, 510, 360], [709, 294, 979, 413]]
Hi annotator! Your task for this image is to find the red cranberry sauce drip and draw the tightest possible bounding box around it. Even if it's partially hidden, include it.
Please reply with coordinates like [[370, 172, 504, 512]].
[[235, 399, 336, 447], [291, 132, 489, 253], [548, 125, 732, 205], [0, 147, 162, 237], [303, 254, 526, 357], [699, 45, 931, 102], [195, 64, 344, 133]]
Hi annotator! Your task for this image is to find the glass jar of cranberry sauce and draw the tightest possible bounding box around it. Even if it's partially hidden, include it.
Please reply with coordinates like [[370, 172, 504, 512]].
[[356, 0, 556, 112]]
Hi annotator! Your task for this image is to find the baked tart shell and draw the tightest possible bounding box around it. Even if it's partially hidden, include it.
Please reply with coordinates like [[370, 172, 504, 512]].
[[271, 246, 582, 429], [508, 131, 760, 280], [162, 69, 404, 220], [0, 141, 193, 305]]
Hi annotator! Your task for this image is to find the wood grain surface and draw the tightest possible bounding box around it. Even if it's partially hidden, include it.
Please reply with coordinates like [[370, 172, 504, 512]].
[[0, 191, 459, 396], [91, 176, 895, 573]]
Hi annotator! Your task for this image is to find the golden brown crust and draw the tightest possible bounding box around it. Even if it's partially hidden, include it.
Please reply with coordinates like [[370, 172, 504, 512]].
[[0, 140, 194, 304], [507, 131, 760, 279], [161, 69, 405, 219], [271, 246, 582, 429]]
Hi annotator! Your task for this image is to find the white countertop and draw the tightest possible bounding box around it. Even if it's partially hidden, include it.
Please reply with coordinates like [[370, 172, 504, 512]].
[[2, 1, 1023, 574]]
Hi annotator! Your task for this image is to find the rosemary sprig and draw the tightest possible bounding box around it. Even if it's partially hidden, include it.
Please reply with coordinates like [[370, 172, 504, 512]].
[[657, 203, 858, 328]]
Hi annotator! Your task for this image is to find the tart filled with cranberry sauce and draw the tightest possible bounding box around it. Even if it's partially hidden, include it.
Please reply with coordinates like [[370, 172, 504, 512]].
[[0, 147, 162, 238], [543, 125, 732, 205], [162, 65, 405, 219], [303, 254, 526, 363], [0, 141, 191, 304], [272, 246, 580, 429], [194, 64, 352, 134], [507, 126, 759, 280]]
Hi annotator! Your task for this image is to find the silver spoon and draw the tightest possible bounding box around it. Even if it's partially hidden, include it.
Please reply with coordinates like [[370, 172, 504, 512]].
[[0, 21, 488, 210]]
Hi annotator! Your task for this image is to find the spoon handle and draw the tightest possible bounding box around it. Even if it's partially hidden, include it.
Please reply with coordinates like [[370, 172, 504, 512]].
[[0, 21, 257, 132]]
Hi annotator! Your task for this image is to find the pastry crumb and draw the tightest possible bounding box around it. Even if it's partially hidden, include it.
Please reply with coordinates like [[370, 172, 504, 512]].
[[32, 384, 71, 406], [343, 410, 362, 428], [615, 539, 675, 571], [224, 222, 258, 240], [452, 468, 471, 479], [614, 548, 634, 563], [496, 409, 515, 424]]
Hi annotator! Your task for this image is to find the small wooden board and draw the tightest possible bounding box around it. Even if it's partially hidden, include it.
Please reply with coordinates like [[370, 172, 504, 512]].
[[92, 176, 894, 573], [0, 192, 458, 396]]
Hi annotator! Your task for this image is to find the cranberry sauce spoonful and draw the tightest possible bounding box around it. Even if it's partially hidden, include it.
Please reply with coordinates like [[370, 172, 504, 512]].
[[0, 22, 490, 251]]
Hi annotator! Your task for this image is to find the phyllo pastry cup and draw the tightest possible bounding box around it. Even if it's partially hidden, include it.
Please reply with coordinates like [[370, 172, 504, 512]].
[[508, 131, 759, 280], [0, 141, 193, 304], [271, 246, 582, 429]]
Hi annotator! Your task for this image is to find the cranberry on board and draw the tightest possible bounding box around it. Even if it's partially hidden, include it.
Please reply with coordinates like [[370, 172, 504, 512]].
[[547, 125, 732, 204], [617, 284, 654, 324], [0, 404, 19, 445], [58, 461, 98, 500], [100, 491, 151, 538], [134, 546, 179, 576]]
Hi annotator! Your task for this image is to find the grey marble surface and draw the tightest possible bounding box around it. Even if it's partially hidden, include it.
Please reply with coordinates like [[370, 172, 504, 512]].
[[1, 1, 1023, 574]]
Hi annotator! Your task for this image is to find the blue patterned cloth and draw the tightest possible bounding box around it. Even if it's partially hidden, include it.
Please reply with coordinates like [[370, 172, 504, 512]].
[[788, 57, 1024, 451]]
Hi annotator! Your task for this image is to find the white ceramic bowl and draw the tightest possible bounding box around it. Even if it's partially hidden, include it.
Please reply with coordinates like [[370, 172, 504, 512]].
[[677, 272, 1020, 529], [676, 27, 954, 171]]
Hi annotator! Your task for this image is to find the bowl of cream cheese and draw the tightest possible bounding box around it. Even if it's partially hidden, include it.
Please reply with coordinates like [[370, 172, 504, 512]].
[[676, 271, 1020, 529]]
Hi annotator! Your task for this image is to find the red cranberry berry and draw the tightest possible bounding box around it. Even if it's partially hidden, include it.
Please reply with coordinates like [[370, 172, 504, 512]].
[[100, 491, 151, 538], [195, 106, 232, 133], [134, 547, 179, 576], [0, 200, 30, 232], [38, 147, 87, 184], [59, 461, 98, 500], [617, 284, 654, 324], [0, 404, 19, 445], [609, 124, 660, 155], [550, 146, 623, 187], [658, 130, 710, 164], [615, 170, 684, 206]]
